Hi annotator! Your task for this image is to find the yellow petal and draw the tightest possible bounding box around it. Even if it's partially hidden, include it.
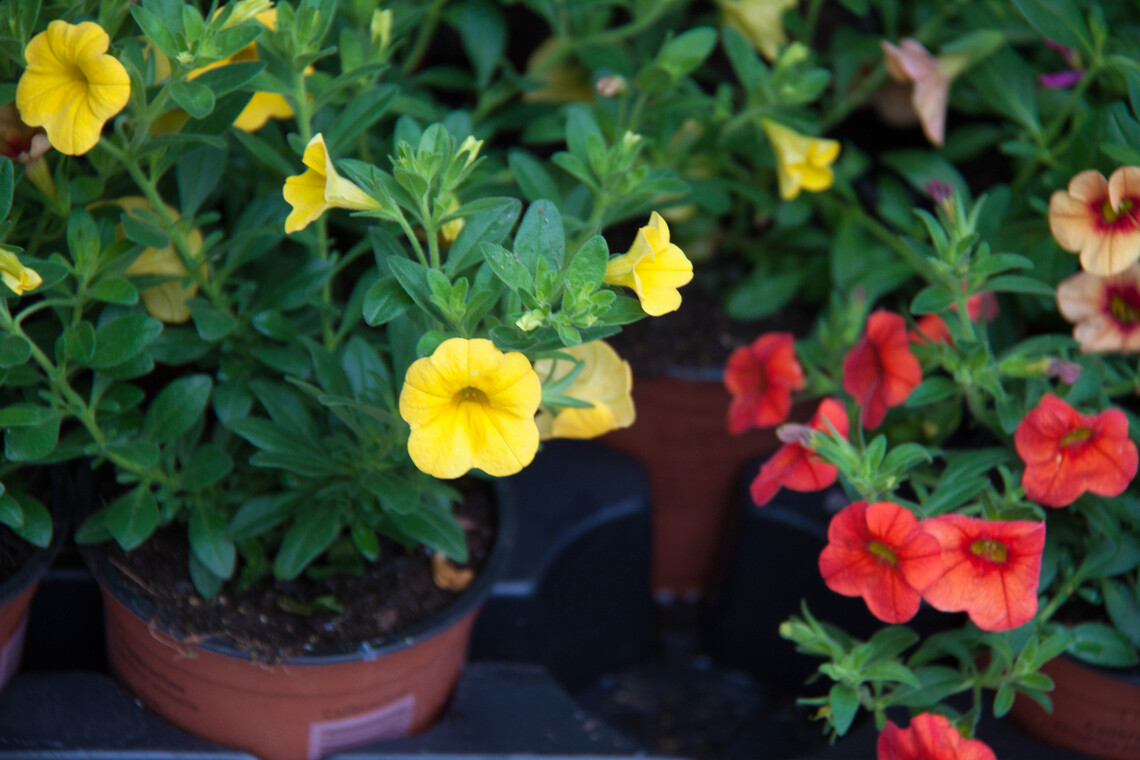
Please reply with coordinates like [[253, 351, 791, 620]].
[[233, 92, 294, 132], [0, 249, 42, 295], [283, 168, 329, 233]]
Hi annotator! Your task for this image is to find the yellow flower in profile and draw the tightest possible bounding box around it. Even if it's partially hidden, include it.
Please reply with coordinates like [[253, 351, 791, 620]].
[[15, 21, 130, 156], [534, 341, 635, 440], [283, 134, 383, 233], [604, 212, 693, 316], [760, 119, 840, 201], [720, 0, 798, 61], [116, 197, 204, 324], [399, 338, 542, 479], [0, 247, 42, 296]]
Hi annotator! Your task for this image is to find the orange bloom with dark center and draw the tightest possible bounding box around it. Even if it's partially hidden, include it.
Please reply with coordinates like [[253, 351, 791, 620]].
[[878, 712, 996, 760], [843, 311, 922, 428], [1049, 167, 1140, 276], [725, 332, 804, 434], [751, 398, 848, 506], [1014, 393, 1137, 507], [819, 501, 943, 623], [921, 515, 1045, 632], [1056, 263, 1140, 352]]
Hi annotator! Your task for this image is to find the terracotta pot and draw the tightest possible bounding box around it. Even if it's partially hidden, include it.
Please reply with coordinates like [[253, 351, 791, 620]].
[[87, 497, 513, 760], [601, 371, 796, 596], [0, 527, 63, 692], [1009, 654, 1140, 760]]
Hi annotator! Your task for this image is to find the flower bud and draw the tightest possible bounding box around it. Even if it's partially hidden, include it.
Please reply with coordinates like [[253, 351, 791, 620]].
[[596, 76, 627, 98], [370, 9, 393, 55], [457, 135, 483, 169], [516, 310, 544, 332], [221, 0, 275, 29]]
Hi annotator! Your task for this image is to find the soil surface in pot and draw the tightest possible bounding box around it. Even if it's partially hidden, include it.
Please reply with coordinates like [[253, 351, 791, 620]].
[[609, 284, 815, 375], [0, 528, 38, 588], [102, 484, 494, 662]]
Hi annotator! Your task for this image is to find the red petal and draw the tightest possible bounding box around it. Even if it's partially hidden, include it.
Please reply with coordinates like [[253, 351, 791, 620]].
[[750, 443, 801, 506]]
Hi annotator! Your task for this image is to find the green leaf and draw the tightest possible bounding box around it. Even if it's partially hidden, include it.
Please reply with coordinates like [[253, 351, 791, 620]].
[[188, 553, 224, 598], [1068, 622, 1139, 667], [387, 256, 450, 322], [514, 200, 565, 278], [862, 661, 921, 687], [565, 107, 604, 172], [66, 209, 100, 267], [231, 128, 297, 175], [482, 243, 533, 291], [189, 302, 237, 342], [4, 412, 60, 461], [90, 315, 163, 369], [182, 444, 234, 489], [387, 507, 467, 562], [8, 492, 50, 547], [130, 5, 179, 58], [970, 48, 1040, 132], [721, 24, 762, 92], [0, 158, 12, 222], [509, 150, 561, 204], [993, 683, 1016, 718], [454, 0, 506, 87], [1010, 0, 1091, 55], [0, 405, 45, 427], [189, 503, 235, 579], [105, 487, 159, 551], [1103, 580, 1140, 648], [120, 212, 169, 249], [177, 146, 226, 216], [446, 197, 521, 274], [906, 378, 959, 407], [828, 684, 860, 735], [986, 275, 1055, 297], [103, 440, 161, 470], [910, 286, 956, 314], [143, 374, 212, 443], [170, 79, 216, 119], [328, 85, 397, 154], [724, 269, 802, 321], [190, 60, 264, 98], [274, 505, 341, 580], [362, 276, 413, 326], [0, 493, 18, 531], [88, 277, 139, 305], [565, 235, 609, 290], [0, 335, 30, 367], [229, 494, 295, 541], [75, 510, 113, 544], [362, 471, 420, 514], [62, 322, 98, 364], [657, 27, 717, 77], [351, 521, 379, 561]]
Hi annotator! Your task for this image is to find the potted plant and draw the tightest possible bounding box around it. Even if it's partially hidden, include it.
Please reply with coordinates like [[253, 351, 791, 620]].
[[0, 0, 694, 757]]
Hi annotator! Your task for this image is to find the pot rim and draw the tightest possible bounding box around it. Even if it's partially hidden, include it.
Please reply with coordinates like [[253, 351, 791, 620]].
[[1055, 651, 1140, 686], [86, 480, 516, 665], [0, 500, 66, 610]]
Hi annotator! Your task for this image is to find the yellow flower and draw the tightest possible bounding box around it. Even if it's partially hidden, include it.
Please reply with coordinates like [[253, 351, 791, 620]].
[[604, 212, 693, 316], [534, 341, 635, 440], [16, 20, 130, 156], [116, 197, 204, 324], [720, 0, 798, 61], [283, 134, 383, 233], [0, 247, 42, 296], [399, 338, 542, 479], [439, 195, 465, 246], [760, 119, 840, 201]]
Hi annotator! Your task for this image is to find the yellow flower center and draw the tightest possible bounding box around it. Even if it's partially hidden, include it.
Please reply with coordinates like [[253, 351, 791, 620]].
[[969, 539, 1007, 563], [1101, 198, 1134, 223], [1060, 426, 1093, 446], [456, 386, 488, 404], [867, 540, 898, 565], [1109, 294, 1140, 324]]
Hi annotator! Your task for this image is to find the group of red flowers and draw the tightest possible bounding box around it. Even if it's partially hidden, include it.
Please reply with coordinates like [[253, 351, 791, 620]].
[[724, 308, 1139, 632]]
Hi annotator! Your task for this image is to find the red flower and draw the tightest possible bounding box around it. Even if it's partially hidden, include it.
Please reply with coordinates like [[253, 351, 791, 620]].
[[819, 501, 943, 623], [921, 515, 1046, 632], [909, 292, 999, 346], [878, 713, 996, 760], [725, 332, 804, 434], [843, 311, 922, 428], [751, 398, 848, 506], [1014, 393, 1138, 507]]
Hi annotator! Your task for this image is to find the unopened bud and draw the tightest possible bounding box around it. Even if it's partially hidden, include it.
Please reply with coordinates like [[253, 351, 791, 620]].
[[222, 0, 275, 29], [620, 130, 642, 151], [780, 42, 810, 67], [516, 310, 543, 332], [596, 76, 627, 98], [457, 135, 483, 169], [370, 9, 393, 55], [925, 178, 953, 204], [1047, 359, 1082, 385], [777, 423, 815, 447]]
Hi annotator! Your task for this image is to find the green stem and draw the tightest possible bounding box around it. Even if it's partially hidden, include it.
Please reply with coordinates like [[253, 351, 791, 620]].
[[401, 0, 447, 75], [317, 218, 335, 348], [397, 216, 429, 267], [293, 68, 312, 144]]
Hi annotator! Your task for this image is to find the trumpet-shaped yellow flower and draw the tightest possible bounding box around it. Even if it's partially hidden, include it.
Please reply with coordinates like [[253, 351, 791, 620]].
[[283, 134, 383, 233], [604, 212, 693, 316], [720, 0, 798, 61], [0, 247, 42, 296], [534, 341, 635, 440], [16, 21, 130, 156], [761, 119, 840, 201], [399, 338, 542, 479], [116, 197, 204, 324]]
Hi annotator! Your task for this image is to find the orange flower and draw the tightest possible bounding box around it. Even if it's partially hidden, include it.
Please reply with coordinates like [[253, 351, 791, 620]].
[[878, 712, 996, 760], [1056, 263, 1140, 352], [751, 398, 848, 506], [1049, 167, 1140, 276], [725, 332, 804, 434], [819, 501, 943, 624], [1014, 393, 1137, 508], [843, 311, 921, 429], [921, 515, 1045, 632]]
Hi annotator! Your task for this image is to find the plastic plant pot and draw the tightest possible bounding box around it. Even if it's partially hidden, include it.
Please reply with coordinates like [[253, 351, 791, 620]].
[[83, 496, 514, 760], [1008, 653, 1140, 760], [0, 521, 64, 692]]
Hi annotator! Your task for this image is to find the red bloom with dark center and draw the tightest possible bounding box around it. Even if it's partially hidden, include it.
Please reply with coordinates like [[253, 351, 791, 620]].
[[878, 713, 996, 760], [843, 311, 922, 428], [921, 515, 1046, 632], [1014, 393, 1137, 507], [751, 398, 848, 506], [725, 332, 804, 434], [818, 501, 943, 623]]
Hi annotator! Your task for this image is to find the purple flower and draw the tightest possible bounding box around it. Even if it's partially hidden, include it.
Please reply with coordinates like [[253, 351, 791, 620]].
[[1039, 70, 1083, 89]]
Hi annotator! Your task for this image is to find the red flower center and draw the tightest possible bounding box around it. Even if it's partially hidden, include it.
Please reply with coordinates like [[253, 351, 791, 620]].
[[867, 540, 898, 565], [1094, 196, 1140, 232], [1061, 426, 1093, 446], [969, 539, 1008, 563], [1107, 287, 1140, 329]]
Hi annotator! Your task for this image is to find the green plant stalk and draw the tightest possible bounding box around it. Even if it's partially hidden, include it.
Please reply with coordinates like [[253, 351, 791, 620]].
[[401, 0, 448, 75]]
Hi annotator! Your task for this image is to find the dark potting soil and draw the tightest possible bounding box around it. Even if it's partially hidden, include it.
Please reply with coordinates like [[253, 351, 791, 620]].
[[609, 285, 817, 376], [0, 528, 38, 589], [102, 484, 495, 662]]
